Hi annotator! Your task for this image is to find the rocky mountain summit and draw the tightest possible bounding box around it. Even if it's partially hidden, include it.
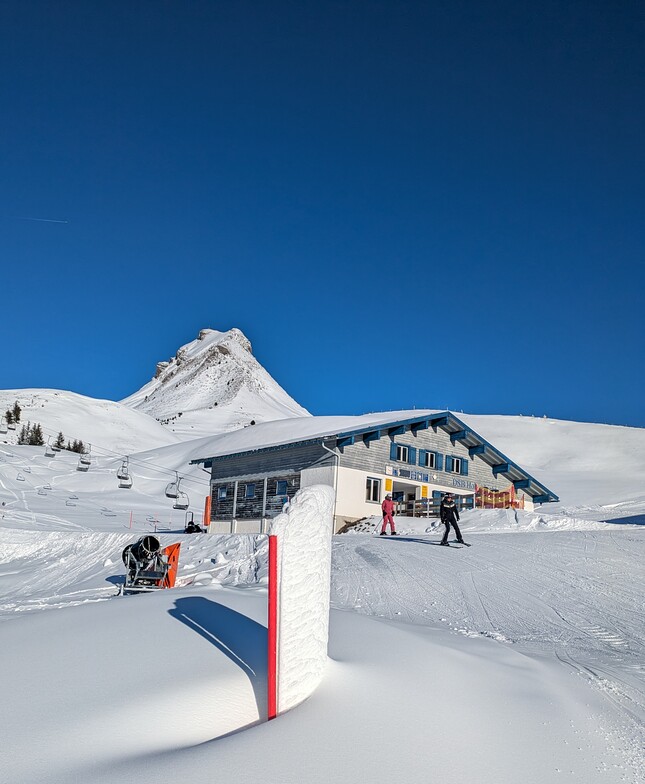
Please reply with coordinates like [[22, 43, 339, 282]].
[[121, 328, 309, 436]]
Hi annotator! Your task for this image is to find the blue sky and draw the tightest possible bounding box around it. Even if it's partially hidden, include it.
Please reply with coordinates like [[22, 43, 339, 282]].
[[1, 1, 643, 427]]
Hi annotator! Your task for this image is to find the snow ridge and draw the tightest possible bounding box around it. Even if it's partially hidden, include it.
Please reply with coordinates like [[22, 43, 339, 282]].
[[121, 328, 309, 436]]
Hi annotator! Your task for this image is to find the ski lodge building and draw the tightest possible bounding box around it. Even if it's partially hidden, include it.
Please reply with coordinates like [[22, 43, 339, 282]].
[[191, 411, 558, 534]]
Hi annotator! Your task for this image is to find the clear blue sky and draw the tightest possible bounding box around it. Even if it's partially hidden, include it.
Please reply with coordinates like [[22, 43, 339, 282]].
[[2, 1, 643, 427]]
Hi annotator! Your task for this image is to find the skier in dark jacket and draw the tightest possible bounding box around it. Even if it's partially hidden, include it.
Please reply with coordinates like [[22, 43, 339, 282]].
[[439, 493, 465, 545]]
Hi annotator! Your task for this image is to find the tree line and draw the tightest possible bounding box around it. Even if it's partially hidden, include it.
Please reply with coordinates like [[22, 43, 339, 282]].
[[6, 400, 87, 453]]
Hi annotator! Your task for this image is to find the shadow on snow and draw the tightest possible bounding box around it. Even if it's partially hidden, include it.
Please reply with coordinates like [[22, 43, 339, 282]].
[[168, 596, 267, 716]]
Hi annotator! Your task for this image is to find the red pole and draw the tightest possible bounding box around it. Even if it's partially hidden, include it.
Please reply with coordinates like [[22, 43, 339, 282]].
[[267, 534, 278, 720], [203, 495, 211, 530]]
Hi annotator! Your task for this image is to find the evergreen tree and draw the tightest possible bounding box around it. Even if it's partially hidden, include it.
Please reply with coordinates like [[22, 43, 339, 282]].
[[55, 431, 65, 449], [6, 411, 14, 425], [30, 424, 44, 446], [77, 440, 85, 454], [18, 425, 28, 445], [12, 401, 21, 423], [66, 440, 72, 451]]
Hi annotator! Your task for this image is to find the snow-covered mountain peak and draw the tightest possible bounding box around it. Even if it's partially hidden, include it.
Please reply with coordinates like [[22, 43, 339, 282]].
[[121, 327, 309, 436]]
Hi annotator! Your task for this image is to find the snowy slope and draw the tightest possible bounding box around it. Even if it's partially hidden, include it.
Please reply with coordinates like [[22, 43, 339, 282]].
[[1, 401, 644, 782], [0, 389, 180, 454], [2, 409, 644, 536], [1, 529, 643, 784], [121, 328, 309, 436], [459, 413, 645, 515]]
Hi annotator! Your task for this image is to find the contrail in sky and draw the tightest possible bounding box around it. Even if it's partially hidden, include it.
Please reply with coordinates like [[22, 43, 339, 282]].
[[16, 216, 69, 223]]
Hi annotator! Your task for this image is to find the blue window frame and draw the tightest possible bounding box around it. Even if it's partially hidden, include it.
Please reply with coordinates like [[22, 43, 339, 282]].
[[276, 480, 288, 496], [390, 442, 417, 464], [419, 450, 436, 469], [245, 483, 256, 499], [418, 450, 444, 471], [445, 456, 468, 476], [217, 486, 227, 500]]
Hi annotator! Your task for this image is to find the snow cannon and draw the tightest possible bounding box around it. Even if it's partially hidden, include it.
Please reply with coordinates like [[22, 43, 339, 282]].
[[124, 535, 161, 564], [120, 536, 181, 595]]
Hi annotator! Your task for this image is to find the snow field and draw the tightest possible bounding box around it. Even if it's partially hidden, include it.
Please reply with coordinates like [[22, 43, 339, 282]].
[[1, 401, 644, 782]]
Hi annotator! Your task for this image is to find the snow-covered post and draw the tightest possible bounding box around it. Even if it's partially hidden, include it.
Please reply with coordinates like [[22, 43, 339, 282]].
[[267, 484, 335, 714]]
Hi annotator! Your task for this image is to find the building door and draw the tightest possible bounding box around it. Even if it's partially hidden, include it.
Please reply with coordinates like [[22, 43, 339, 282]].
[[392, 481, 419, 516]]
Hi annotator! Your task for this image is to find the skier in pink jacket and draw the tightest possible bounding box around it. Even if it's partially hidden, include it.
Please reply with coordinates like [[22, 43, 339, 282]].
[[380, 494, 397, 535]]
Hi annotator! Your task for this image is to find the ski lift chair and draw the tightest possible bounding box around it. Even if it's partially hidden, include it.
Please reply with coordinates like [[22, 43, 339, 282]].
[[173, 478, 189, 510], [77, 458, 89, 472], [80, 446, 91, 466], [165, 472, 179, 499], [117, 458, 132, 486], [44, 439, 55, 457], [7, 422, 16, 431], [0, 418, 6, 435], [173, 492, 189, 511]]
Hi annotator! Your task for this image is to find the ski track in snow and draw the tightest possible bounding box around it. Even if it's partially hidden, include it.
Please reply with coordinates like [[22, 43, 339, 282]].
[[331, 530, 645, 747]]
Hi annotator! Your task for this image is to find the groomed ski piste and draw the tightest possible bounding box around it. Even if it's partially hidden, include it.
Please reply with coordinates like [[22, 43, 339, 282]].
[[1, 412, 644, 783]]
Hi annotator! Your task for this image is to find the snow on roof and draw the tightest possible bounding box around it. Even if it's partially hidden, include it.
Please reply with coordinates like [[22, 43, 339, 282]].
[[188, 408, 562, 501], [189, 409, 445, 463]]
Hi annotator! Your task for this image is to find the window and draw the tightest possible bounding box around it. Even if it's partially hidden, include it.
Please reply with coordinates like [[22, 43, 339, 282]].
[[421, 451, 436, 469], [396, 445, 409, 462], [276, 480, 288, 496], [366, 477, 381, 502], [445, 455, 468, 475], [244, 483, 256, 499], [390, 442, 417, 464], [217, 486, 227, 500]]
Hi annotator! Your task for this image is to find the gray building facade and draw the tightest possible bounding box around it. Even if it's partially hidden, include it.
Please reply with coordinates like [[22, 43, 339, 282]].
[[192, 412, 558, 533]]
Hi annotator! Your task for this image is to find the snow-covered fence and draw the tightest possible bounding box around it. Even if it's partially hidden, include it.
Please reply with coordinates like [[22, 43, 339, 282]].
[[267, 485, 335, 714]]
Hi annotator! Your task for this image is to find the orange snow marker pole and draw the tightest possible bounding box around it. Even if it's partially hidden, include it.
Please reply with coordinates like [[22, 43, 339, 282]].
[[203, 495, 211, 531], [267, 535, 278, 720], [162, 543, 181, 588], [129, 511, 133, 529]]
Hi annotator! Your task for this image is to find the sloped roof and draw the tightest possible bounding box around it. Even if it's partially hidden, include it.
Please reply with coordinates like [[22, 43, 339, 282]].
[[190, 409, 558, 503]]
